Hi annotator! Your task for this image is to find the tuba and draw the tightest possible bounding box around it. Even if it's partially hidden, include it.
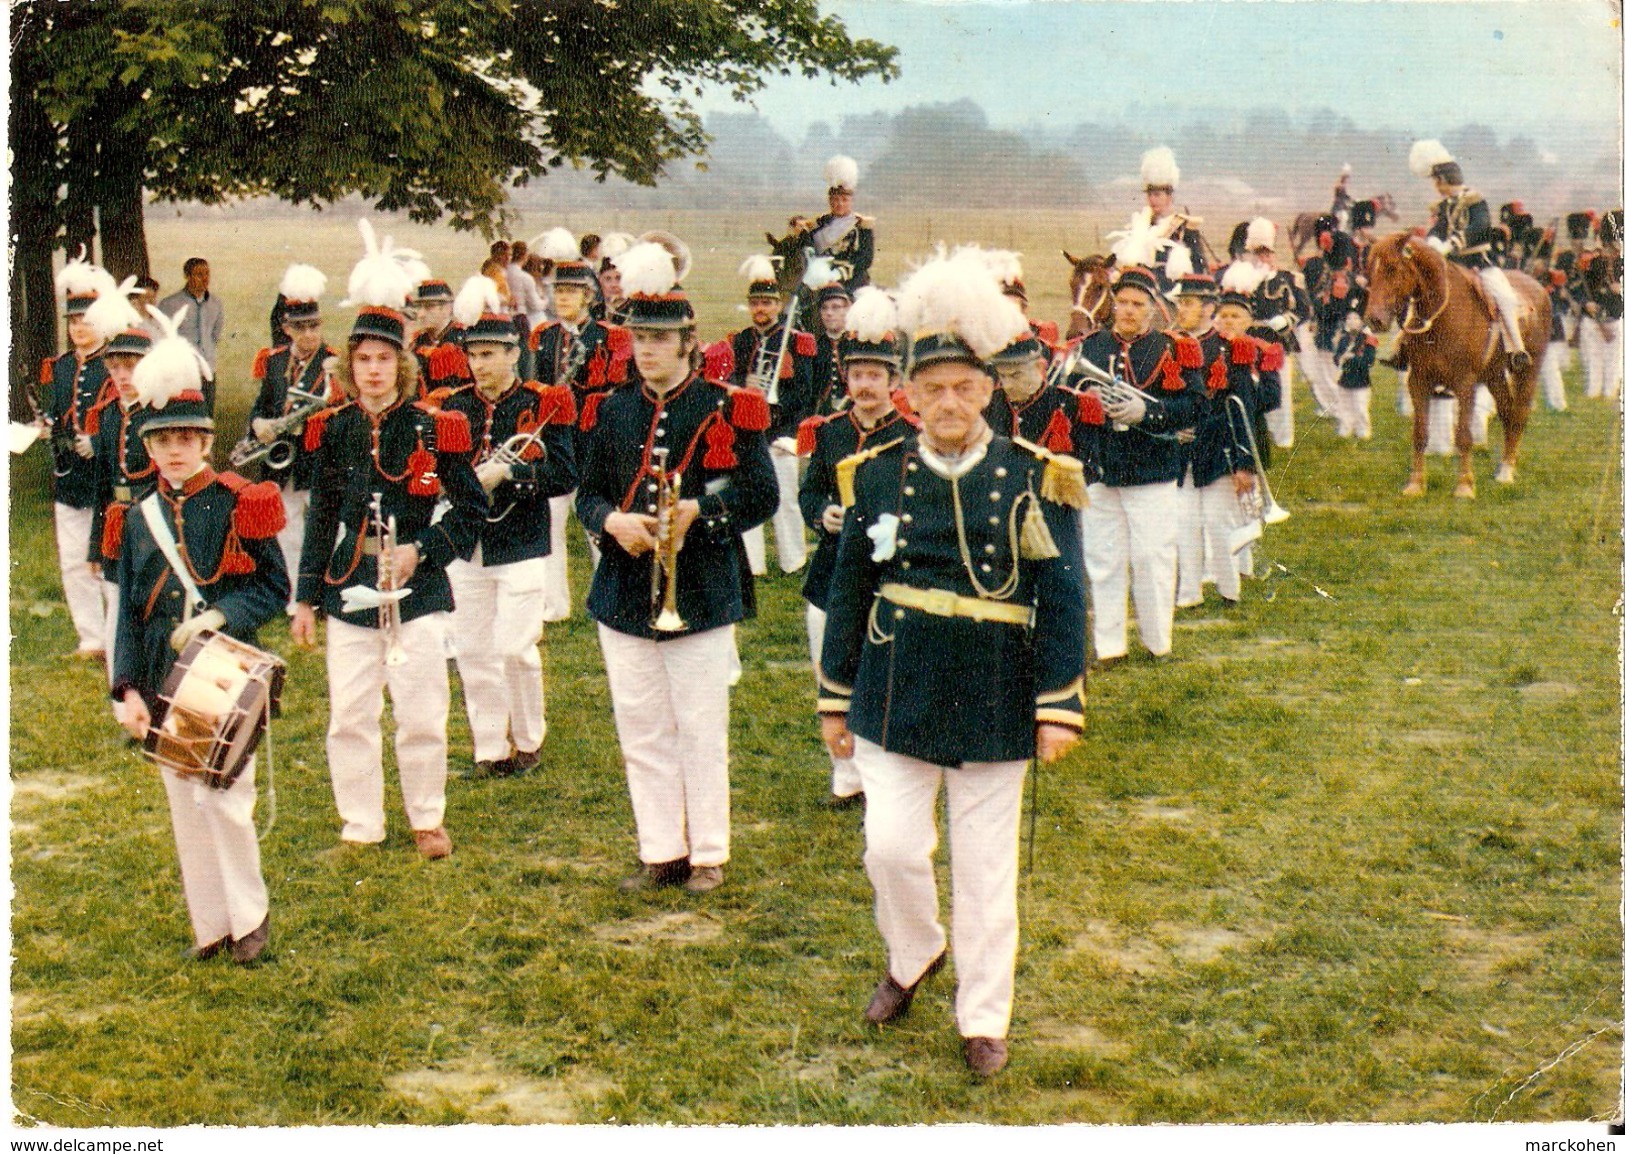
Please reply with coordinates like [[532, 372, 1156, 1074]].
[[1224, 393, 1289, 555], [648, 447, 687, 633]]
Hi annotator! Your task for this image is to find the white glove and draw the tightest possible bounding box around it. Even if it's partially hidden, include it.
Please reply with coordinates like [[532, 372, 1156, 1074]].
[[169, 608, 226, 653], [475, 459, 512, 492], [771, 436, 798, 456], [251, 417, 279, 442], [339, 585, 412, 614], [1425, 236, 1451, 255], [1344, 312, 1365, 334], [1102, 390, 1147, 426], [1266, 314, 1290, 333], [74, 433, 95, 459], [821, 504, 845, 534]]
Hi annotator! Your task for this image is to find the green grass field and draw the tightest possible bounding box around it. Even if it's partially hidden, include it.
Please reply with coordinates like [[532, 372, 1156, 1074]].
[[8, 209, 1621, 1125]]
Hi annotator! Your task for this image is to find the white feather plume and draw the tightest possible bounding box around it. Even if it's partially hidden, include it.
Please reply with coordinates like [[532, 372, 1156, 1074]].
[[279, 263, 327, 303], [134, 305, 210, 406], [83, 278, 144, 342], [531, 227, 579, 262], [1108, 207, 1170, 269], [342, 219, 413, 309], [1140, 146, 1180, 189], [1220, 261, 1266, 296], [824, 154, 859, 191], [1164, 244, 1194, 285], [598, 232, 637, 261], [453, 275, 505, 328], [1340, 162, 1352, 176], [55, 248, 117, 300], [1409, 138, 1454, 177], [803, 255, 841, 290], [1244, 218, 1277, 252], [397, 256, 432, 290], [956, 245, 1024, 288], [845, 286, 897, 343], [616, 242, 678, 298], [894, 247, 1029, 360], [738, 254, 778, 284]]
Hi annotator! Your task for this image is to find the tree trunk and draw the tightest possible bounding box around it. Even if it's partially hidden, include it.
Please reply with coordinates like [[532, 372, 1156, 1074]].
[[98, 151, 150, 282], [8, 80, 60, 423], [62, 118, 98, 262]]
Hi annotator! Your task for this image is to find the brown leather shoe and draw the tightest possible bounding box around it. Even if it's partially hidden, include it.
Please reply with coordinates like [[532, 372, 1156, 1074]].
[[619, 857, 691, 892], [229, 915, 269, 966], [863, 951, 947, 1025], [499, 747, 540, 777], [683, 865, 724, 894], [824, 791, 864, 811], [414, 827, 453, 860], [185, 936, 228, 962], [964, 1036, 1008, 1077]]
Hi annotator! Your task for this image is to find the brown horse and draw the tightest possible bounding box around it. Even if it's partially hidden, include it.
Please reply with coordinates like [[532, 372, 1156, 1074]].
[[1363, 232, 1550, 498], [1288, 194, 1398, 261], [1062, 251, 1115, 340]]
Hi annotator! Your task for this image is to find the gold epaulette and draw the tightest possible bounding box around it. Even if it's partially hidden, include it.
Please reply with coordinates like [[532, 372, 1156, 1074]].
[[834, 436, 905, 509], [1012, 436, 1088, 509]]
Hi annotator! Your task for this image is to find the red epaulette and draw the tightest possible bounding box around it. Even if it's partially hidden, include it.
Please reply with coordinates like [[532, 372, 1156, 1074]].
[[1041, 407, 1074, 455], [604, 325, 632, 356], [703, 340, 735, 383], [793, 331, 817, 357], [1578, 252, 1596, 272], [1229, 334, 1258, 366], [251, 347, 274, 380], [39, 357, 53, 386], [796, 414, 825, 456], [527, 321, 550, 352], [1364, 333, 1381, 349], [423, 404, 472, 453], [100, 502, 128, 563], [891, 389, 917, 423], [525, 381, 577, 426], [727, 386, 771, 432], [1549, 269, 1568, 288], [1159, 350, 1186, 391], [428, 343, 470, 381], [1207, 358, 1228, 393], [580, 390, 609, 433], [217, 471, 288, 540], [703, 418, 738, 470], [1174, 335, 1203, 369], [1077, 390, 1106, 426], [303, 404, 344, 451], [1259, 342, 1284, 373], [83, 382, 118, 436], [1034, 320, 1060, 345]]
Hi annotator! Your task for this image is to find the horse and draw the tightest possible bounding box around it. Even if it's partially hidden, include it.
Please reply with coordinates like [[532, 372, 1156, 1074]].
[[1288, 194, 1398, 261], [765, 216, 816, 298], [1363, 231, 1550, 498], [1062, 251, 1115, 340]]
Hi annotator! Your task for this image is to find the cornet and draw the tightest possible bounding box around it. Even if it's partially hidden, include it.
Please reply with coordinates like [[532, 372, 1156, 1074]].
[[228, 383, 332, 470], [479, 426, 550, 524], [1070, 355, 1185, 442], [370, 492, 409, 667], [648, 447, 687, 633], [1224, 393, 1289, 555]]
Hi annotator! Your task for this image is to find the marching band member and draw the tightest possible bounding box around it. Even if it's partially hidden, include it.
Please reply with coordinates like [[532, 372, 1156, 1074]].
[[575, 240, 778, 895], [1139, 146, 1208, 289], [44, 253, 119, 659], [1334, 324, 1381, 438], [85, 288, 156, 721], [291, 222, 488, 860], [1298, 218, 1355, 427], [817, 246, 1088, 1077], [1212, 264, 1284, 579], [1241, 218, 1310, 449], [977, 249, 1086, 446], [1534, 258, 1572, 411], [1579, 209, 1622, 400], [409, 277, 474, 397], [1410, 139, 1533, 370], [1069, 250, 1204, 664], [245, 264, 339, 612], [530, 229, 636, 616], [811, 279, 854, 415], [111, 311, 288, 965], [729, 254, 819, 576], [441, 276, 578, 777], [796, 286, 914, 809], [590, 232, 637, 326]]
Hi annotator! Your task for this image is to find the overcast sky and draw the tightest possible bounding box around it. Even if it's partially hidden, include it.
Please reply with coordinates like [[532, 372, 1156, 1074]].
[[691, 0, 1622, 143]]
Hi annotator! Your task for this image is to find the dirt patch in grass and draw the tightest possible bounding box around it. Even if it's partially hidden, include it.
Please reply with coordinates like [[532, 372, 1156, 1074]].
[[11, 991, 109, 1028], [1072, 920, 1259, 975], [1194, 638, 1311, 663], [1305, 501, 1369, 514], [1132, 800, 1194, 822], [387, 1054, 613, 1123], [1399, 728, 1472, 747], [1028, 1016, 1129, 1057], [1442, 924, 1545, 983], [1175, 616, 1235, 630], [12, 772, 103, 806], [591, 911, 724, 947], [1516, 681, 1580, 701]]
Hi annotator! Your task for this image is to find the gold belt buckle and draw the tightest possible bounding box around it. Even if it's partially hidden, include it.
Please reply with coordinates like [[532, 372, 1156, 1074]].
[[112, 485, 132, 503], [918, 588, 958, 617]]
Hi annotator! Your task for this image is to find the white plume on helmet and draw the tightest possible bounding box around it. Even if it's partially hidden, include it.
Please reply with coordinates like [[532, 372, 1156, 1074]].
[[895, 246, 1028, 361], [1409, 139, 1454, 178], [1220, 261, 1266, 296], [279, 263, 327, 303], [83, 277, 144, 343], [802, 255, 841, 290], [396, 255, 433, 290], [598, 232, 636, 261], [134, 305, 211, 406], [453, 275, 505, 328], [56, 247, 118, 301], [1140, 146, 1180, 189], [1245, 218, 1278, 253], [1108, 207, 1170, 269], [342, 219, 414, 309], [738, 254, 777, 284], [956, 245, 1024, 289], [844, 286, 897, 343], [532, 227, 579, 262], [616, 241, 679, 298], [1163, 243, 1195, 285], [825, 154, 859, 192]]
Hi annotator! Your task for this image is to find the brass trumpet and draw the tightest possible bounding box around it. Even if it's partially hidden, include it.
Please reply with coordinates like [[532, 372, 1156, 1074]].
[[648, 447, 687, 633], [370, 492, 409, 667], [228, 382, 331, 470], [1224, 393, 1290, 555]]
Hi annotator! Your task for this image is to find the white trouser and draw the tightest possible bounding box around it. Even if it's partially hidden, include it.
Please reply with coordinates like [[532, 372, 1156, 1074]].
[[1541, 339, 1568, 410], [804, 604, 862, 798], [276, 483, 309, 614], [853, 737, 1025, 1040], [1426, 396, 1457, 455], [1264, 354, 1295, 448], [1175, 472, 1245, 606], [1480, 265, 1527, 353], [102, 579, 126, 724], [55, 502, 106, 650], [742, 444, 807, 574], [448, 550, 548, 765], [597, 624, 733, 867], [161, 757, 268, 949], [1581, 319, 1622, 399], [1470, 384, 1493, 447], [541, 492, 573, 621], [1083, 480, 1179, 660], [1296, 326, 1340, 420], [325, 613, 451, 843], [1341, 386, 1372, 440]]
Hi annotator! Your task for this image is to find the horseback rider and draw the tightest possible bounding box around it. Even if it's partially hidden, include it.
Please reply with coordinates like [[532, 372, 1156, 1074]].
[[1409, 139, 1532, 370]]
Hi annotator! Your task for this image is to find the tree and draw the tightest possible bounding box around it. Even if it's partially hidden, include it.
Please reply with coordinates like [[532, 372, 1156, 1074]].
[[7, 0, 897, 417]]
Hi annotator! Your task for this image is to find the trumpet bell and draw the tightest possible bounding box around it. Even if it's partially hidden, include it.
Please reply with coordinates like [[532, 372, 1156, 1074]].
[[652, 608, 687, 633], [1263, 504, 1291, 526], [1228, 518, 1264, 556]]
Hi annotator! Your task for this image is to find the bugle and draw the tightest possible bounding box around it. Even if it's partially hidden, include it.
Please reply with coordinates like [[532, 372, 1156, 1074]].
[[1224, 393, 1289, 555], [648, 447, 687, 633]]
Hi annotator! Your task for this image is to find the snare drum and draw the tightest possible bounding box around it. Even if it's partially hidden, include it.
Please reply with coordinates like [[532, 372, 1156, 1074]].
[[143, 631, 286, 790]]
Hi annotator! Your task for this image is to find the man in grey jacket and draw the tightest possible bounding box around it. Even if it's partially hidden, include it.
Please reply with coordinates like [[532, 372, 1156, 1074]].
[[158, 258, 224, 406]]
